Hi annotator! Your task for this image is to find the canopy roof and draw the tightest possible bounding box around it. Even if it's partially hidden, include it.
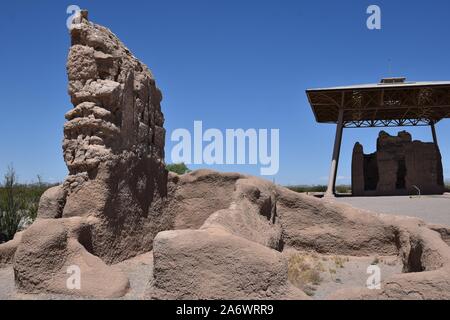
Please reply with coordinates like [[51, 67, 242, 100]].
[[306, 78, 450, 127]]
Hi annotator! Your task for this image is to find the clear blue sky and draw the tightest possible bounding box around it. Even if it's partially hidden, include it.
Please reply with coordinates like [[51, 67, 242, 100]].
[[1, 0, 450, 185]]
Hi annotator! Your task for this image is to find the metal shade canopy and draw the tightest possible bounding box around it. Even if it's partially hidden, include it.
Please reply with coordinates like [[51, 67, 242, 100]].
[[305, 78, 450, 197], [306, 78, 450, 128]]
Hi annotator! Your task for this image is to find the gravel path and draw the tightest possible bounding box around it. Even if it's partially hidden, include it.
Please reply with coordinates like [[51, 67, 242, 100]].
[[335, 194, 450, 226]]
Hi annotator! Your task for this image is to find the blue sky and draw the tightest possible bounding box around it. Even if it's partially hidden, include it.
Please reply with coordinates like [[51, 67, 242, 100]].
[[1, 0, 450, 185]]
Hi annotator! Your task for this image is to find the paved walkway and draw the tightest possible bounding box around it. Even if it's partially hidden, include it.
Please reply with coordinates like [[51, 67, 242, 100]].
[[335, 194, 450, 227]]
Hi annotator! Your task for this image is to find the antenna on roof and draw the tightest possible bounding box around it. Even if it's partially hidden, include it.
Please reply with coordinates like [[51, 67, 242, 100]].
[[387, 58, 392, 77]]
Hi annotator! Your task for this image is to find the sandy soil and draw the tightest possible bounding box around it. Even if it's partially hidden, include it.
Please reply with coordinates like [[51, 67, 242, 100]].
[[114, 252, 153, 300], [0, 250, 403, 300], [0, 267, 15, 300], [336, 195, 450, 227], [283, 249, 403, 300]]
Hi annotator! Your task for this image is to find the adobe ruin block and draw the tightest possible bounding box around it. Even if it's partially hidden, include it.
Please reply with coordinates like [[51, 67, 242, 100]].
[[10, 10, 171, 297], [352, 131, 444, 196]]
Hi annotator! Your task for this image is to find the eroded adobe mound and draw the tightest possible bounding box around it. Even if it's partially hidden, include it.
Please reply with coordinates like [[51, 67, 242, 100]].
[[145, 170, 450, 300], [1, 10, 450, 300]]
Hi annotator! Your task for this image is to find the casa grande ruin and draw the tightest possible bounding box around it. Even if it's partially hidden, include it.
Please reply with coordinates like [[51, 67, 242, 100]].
[[306, 77, 450, 197]]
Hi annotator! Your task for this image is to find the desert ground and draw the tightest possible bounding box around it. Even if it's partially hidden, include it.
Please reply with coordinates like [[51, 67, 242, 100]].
[[337, 195, 450, 226]]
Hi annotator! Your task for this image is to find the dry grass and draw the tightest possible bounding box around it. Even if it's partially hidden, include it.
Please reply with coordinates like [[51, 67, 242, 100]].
[[288, 252, 354, 295], [371, 256, 380, 265], [288, 253, 324, 296], [332, 255, 348, 268]]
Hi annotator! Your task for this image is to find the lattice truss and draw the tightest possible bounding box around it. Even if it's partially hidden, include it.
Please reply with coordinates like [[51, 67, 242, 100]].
[[307, 85, 450, 127]]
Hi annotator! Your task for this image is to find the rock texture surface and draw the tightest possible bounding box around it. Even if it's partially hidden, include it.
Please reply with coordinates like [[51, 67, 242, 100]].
[[14, 218, 129, 298], [149, 228, 306, 300], [162, 171, 240, 230], [61, 10, 168, 264], [352, 131, 444, 196], [0, 232, 22, 267], [277, 189, 398, 256], [146, 171, 303, 300], [146, 170, 450, 300]]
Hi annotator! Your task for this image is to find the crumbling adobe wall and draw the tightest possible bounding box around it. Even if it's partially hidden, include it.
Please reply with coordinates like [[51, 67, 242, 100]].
[[146, 171, 307, 300], [162, 170, 241, 230], [147, 170, 450, 300], [6, 10, 172, 297], [352, 143, 365, 196], [352, 131, 444, 196], [60, 10, 168, 263]]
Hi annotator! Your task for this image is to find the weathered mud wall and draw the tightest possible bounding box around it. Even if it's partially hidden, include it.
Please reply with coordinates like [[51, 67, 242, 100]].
[[352, 131, 444, 196]]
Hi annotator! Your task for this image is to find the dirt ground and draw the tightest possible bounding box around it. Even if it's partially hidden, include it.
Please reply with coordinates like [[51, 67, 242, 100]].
[[336, 194, 450, 227], [283, 249, 403, 300], [0, 250, 404, 300], [0, 267, 15, 300]]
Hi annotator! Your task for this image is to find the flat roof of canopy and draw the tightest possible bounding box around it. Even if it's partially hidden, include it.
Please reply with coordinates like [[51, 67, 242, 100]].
[[306, 80, 450, 127]]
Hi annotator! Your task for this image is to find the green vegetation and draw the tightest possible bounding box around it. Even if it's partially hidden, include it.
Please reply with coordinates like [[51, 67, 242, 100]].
[[166, 163, 191, 175], [0, 166, 55, 243], [287, 185, 351, 194]]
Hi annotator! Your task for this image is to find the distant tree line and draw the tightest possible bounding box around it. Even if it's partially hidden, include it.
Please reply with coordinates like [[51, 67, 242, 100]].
[[166, 163, 191, 175], [287, 185, 351, 194], [2, 162, 444, 243]]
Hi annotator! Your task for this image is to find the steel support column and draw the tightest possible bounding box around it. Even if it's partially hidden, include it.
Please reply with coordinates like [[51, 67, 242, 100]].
[[431, 121, 439, 148], [325, 108, 344, 197]]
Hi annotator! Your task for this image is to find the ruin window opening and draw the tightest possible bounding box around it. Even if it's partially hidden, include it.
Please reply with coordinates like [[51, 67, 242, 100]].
[[363, 154, 378, 191], [396, 159, 407, 190]]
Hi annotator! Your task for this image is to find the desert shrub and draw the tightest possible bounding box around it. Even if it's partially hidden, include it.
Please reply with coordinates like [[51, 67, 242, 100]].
[[0, 166, 25, 242], [287, 185, 327, 193], [288, 253, 324, 296], [371, 256, 380, 265], [287, 185, 351, 194], [166, 163, 191, 175], [0, 168, 54, 242], [332, 255, 347, 268]]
